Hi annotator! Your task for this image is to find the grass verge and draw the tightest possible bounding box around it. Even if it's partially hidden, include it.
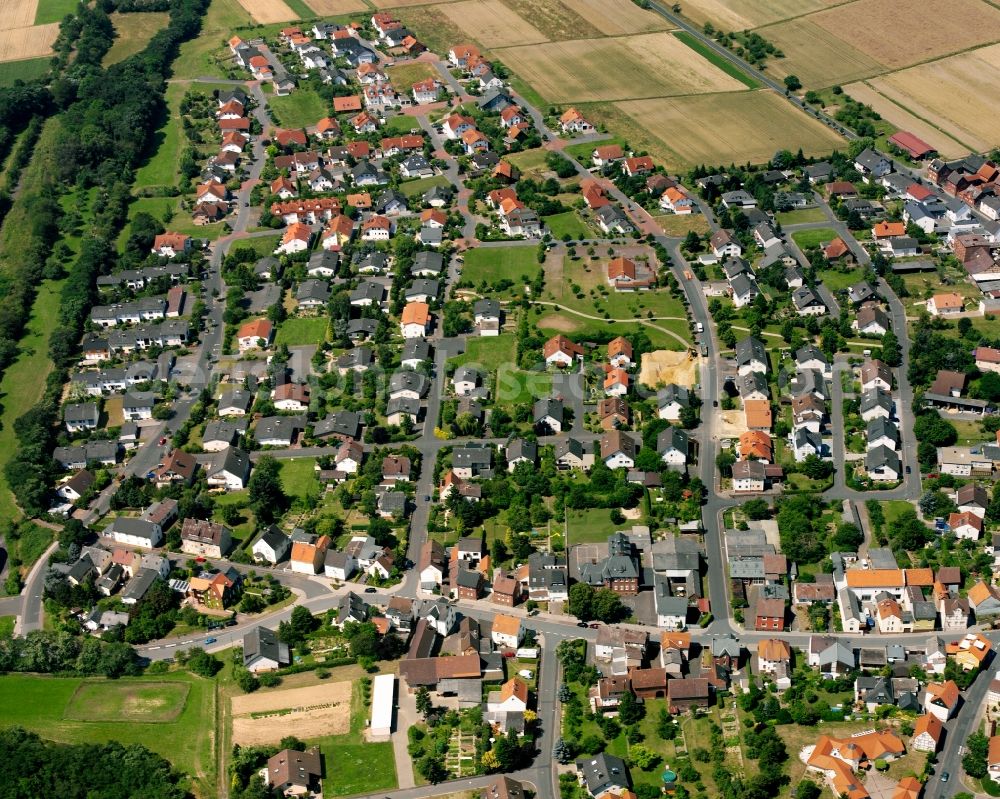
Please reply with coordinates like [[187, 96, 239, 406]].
[[672, 31, 759, 89]]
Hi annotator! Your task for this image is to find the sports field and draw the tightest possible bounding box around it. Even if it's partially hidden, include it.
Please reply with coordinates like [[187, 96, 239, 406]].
[[558, 0, 669, 35], [496, 32, 747, 103], [439, 0, 548, 48], [676, 0, 842, 30], [616, 90, 843, 168], [0, 674, 215, 787], [852, 44, 1000, 155]]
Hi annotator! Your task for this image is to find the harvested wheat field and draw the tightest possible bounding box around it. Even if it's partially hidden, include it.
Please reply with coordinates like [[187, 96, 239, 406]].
[[639, 350, 696, 389], [439, 0, 547, 48], [233, 0, 298, 24], [0, 0, 38, 29], [231, 680, 353, 745], [857, 44, 1000, 155], [807, 0, 1000, 71], [496, 32, 746, 103], [760, 18, 883, 87], [305, 0, 367, 13], [502, 0, 602, 41], [617, 90, 843, 168], [377, 0, 461, 6], [557, 0, 671, 34], [843, 81, 969, 159], [675, 0, 842, 31], [0, 21, 57, 61]]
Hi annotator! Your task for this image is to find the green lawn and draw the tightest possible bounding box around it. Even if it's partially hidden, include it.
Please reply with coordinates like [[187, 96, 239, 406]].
[[451, 333, 516, 372], [386, 62, 436, 88], [171, 0, 254, 80], [383, 115, 421, 136], [506, 148, 551, 180], [883, 500, 913, 527], [544, 211, 594, 240], [0, 674, 216, 790], [269, 88, 329, 129], [813, 267, 864, 293], [564, 136, 626, 164], [791, 228, 838, 251], [16, 523, 54, 570], [118, 197, 229, 250], [496, 367, 551, 406], [35, 0, 77, 24], [318, 737, 397, 797], [461, 246, 540, 291], [672, 30, 760, 88], [0, 58, 50, 87], [0, 280, 62, 521], [134, 82, 185, 191], [276, 316, 329, 346], [776, 208, 826, 225], [0, 615, 13, 638], [566, 507, 617, 545], [104, 11, 170, 66], [64, 681, 191, 723], [398, 174, 452, 198], [279, 458, 320, 501]]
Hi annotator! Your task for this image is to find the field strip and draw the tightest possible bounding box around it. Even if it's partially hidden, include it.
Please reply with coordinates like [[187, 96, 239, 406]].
[[438, 0, 548, 48], [304, 0, 368, 12], [0, 22, 58, 62], [232, 0, 298, 23], [0, 0, 39, 29], [843, 80, 972, 158]]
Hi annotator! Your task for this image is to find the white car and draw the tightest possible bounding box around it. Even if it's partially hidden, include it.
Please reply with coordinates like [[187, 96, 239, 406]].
[[518, 669, 533, 679]]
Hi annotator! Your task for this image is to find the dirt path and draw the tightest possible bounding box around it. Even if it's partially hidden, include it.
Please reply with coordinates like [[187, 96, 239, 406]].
[[532, 300, 692, 348]]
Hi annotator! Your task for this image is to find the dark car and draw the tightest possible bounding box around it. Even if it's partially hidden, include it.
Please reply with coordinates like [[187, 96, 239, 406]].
[[941, 773, 949, 783], [576, 621, 588, 628], [204, 637, 217, 644], [905, 465, 911, 474], [365, 587, 378, 594]]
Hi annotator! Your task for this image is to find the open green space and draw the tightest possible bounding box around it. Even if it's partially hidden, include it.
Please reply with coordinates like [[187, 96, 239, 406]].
[[35, 0, 77, 24], [544, 211, 594, 240], [496, 367, 552, 407], [279, 458, 320, 501], [269, 88, 328, 130], [461, 245, 539, 292], [0, 615, 14, 638], [776, 207, 826, 225], [0, 280, 62, 521], [15, 523, 54, 570], [118, 197, 229, 250], [283, 0, 315, 20], [383, 115, 421, 136], [64, 680, 191, 723], [815, 266, 865, 292], [398, 174, 452, 197], [564, 136, 626, 164], [506, 148, 551, 180], [0, 673, 215, 789], [882, 500, 914, 528], [672, 30, 759, 89], [0, 58, 50, 87], [566, 507, 617, 545], [791, 227, 838, 250], [652, 214, 710, 238], [386, 62, 436, 88], [134, 82, 185, 191], [172, 0, 253, 80], [451, 333, 516, 372], [276, 316, 329, 346], [104, 11, 171, 66]]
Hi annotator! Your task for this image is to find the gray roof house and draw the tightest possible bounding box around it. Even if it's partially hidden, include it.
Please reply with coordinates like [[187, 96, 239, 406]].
[[244, 626, 291, 672]]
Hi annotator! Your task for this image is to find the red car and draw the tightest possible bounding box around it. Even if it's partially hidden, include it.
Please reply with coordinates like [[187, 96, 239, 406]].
[[159, 437, 167, 445]]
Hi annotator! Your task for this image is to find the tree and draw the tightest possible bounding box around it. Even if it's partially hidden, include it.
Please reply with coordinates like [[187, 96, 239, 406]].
[[247, 456, 289, 524], [963, 731, 989, 779], [618, 690, 644, 725], [629, 744, 659, 770], [418, 754, 448, 783], [568, 582, 594, 621], [833, 522, 863, 549], [796, 781, 822, 799], [592, 588, 627, 623], [415, 686, 433, 717], [783, 75, 802, 91], [186, 647, 222, 677], [553, 738, 573, 764], [742, 498, 771, 520]]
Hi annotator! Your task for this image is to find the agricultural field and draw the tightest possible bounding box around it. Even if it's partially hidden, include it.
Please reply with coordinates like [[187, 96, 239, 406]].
[[852, 43, 1000, 155], [103, 11, 169, 66], [0, 674, 216, 790], [615, 91, 844, 169], [842, 81, 969, 159], [438, 0, 547, 49], [233, 0, 298, 23], [0, 21, 57, 62], [0, 56, 48, 85], [33, 0, 75, 24], [501, 0, 602, 42], [558, 0, 669, 36], [231, 680, 352, 745], [304, 0, 367, 13], [394, 5, 466, 55], [759, 18, 883, 87], [675, 0, 842, 30], [495, 32, 747, 103]]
